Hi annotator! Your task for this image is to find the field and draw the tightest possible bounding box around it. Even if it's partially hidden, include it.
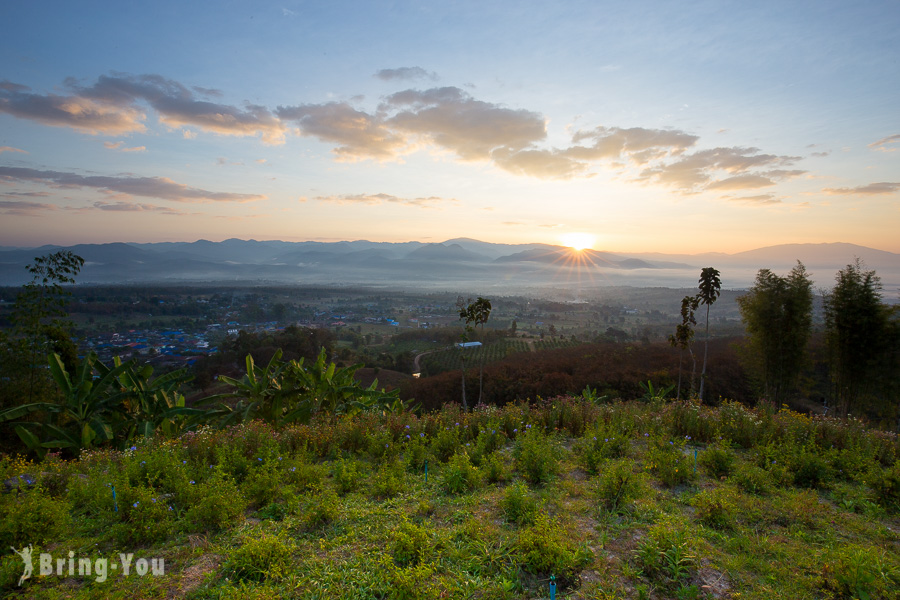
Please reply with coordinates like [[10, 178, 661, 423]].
[[2, 397, 899, 599]]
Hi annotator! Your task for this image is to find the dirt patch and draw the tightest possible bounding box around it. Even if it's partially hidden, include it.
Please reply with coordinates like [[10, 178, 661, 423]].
[[697, 563, 733, 599], [169, 553, 222, 599]]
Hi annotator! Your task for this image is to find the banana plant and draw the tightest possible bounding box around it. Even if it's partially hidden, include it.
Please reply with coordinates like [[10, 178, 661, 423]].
[[195, 349, 288, 426], [114, 358, 205, 439], [0, 352, 131, 457]]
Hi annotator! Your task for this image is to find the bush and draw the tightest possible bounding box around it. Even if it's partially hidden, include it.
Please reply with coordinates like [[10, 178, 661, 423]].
[[332, 457, 363, 495], [690, 488, 736, 529], [514, 512, 590, 586], [440, 452, 483, 495], [635, 517, 696, 584], [482, 451, 508, 484], [513, 426, 561, 485], [371, 458, 406, 499], [645, 438, 695, 487], [733, 463, 772, 495], [821, 545, 900, 600], [792, 451, 834, 489], [595, 458, 643, 513], [0, 485, 70, 548], [869, 460, 900, 510], [501, 481, 541, 526], [578, 425, 630, 475], [301, 487, 340, 530], [184, 473, 247, 531], [391, 519, 431, 567], [114, 484, 176, 543], [224, 532, 294, 582], [697, 441, 736, 478]]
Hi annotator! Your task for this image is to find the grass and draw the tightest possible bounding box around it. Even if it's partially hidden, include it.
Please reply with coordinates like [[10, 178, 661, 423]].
[[1, 397, 899, 599]]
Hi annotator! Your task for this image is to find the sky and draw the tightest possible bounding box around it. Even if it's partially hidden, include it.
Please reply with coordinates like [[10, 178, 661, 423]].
[[1, 0, 898, 254]]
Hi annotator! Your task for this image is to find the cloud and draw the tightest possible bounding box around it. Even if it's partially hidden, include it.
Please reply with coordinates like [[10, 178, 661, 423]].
[[0, 146, 28, 154], [276, 102, 405, 159], [491, 147, 586, 179], [311, 192, 453, 208], [0, 80, 147, 135], [104, 141, 146, 152], [723, 193, 781, 205], [375, 67, 438, 82], [1, 75, 286, 143], [637, 147, 803, 193], [869, 134, 900, 152], [566, 126, 698, 162], [822, 182, 900, 195], [0, 166, 266, 203], [91, 200, 187, 214], [0, 199, 59, 215], [383, 87, 547, 161]]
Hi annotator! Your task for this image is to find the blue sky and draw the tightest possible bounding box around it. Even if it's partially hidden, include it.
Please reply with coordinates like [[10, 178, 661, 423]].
[[1, 0, 898, 252]]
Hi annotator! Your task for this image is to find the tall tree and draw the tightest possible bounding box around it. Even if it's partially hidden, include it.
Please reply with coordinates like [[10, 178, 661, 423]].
[[4, 250, 84, 406], [737, 262, 813, 404], [459, 297, 492, 406], [668, 295, 699, 399], [823, 260, 895, 416], [697, 267, 722, 401]]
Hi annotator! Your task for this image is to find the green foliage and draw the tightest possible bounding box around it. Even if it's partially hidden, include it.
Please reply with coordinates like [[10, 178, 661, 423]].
[[869, 460, 900, 510], [513, 425, 560, 485], [578, 424, 630, 474], [645, 437, 695, 487], [514, 512, 591, 585], [300, 487, 340, 530], [224, 532, 294, 582], [698, 440, 736, 478], [501, 481, 541, 525], [737, 262, 814, 404], [332, 457, 364, 495], [0, 485, 70, 548], [391, 519, 431, 567], [824, 260, 898, 418], [440, 451, 483, 494], [184, 472, 247, 531], [371, 457, 406, 498], [595, 458, 644, 513], [733, 463, 772, 495], [690, 487, 737, 529], [697, 266, 722, 401], [822, 545, 900, 600], [635, 518, 696, 584]]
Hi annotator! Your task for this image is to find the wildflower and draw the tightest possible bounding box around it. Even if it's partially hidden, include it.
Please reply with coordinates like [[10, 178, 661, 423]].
[[141, 461, 146, 465], [405, 425, 410, 429], [130, 446, 137, 451], [133, 502, 139, 508], [406, 435, 410, 439], [190, 480, 195, 484], [513, 429, 518, 433], [420, 433, 425, 438], [258, 458, 263, 462], [152, 498, 156, 503], [290, 467, 296, 472]]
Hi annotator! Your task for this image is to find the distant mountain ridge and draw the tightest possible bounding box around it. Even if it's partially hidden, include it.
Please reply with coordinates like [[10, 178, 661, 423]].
[[0, 239, 897, 290]]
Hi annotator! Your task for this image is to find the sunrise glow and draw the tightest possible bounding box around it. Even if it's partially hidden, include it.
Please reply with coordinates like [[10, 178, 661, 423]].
[[560, 233, 596, 251]]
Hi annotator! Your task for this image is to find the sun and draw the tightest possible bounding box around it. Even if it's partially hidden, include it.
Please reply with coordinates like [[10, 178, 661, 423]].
[[560, 232, 596, 251]]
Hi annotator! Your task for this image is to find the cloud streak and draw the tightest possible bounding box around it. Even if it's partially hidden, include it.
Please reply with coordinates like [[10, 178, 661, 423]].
[[0, 166, 265, 203], [374, 67, 438, 82], [309, 192, 454, 208], [869, 134, 900, 152], [822, 182, 900, 195]]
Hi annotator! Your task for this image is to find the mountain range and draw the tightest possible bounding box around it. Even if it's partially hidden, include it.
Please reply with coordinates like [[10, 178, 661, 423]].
[[0, 239, 897, 292]]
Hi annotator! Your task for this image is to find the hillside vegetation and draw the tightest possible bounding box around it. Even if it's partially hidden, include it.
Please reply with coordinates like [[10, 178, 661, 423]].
[[2, 397, 899, 599]]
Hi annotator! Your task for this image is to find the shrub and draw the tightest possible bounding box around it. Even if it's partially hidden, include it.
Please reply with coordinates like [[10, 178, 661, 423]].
[[283, 458, 326, 493], [733, 463, 772, 495], [690, 487, 736, 529], [595, 458, 643, 513], [482, 451, 508, 484], [821, 545, 900, 600], [332, 457, 363, 495], [868, 460, 900, 510], [635, 518, 696, 584], [792, 451, 834, 489], [0, 485, 70, 548], [514, 512, 590, 586], [430, 424, 462, 462], [440, 452, 483, 495], [184, 473, 247, 531], [501, 481, 541, 526], [578, 425, 630, 474], [114, 484, 176, 543], [243, 461, 284, 507], [513, 426, 561, 485], [645, 438, 695, 487], [391, 519, 430, 567], [301, 487, 340, 530], [697, 441, 736, 478], [371, 458, 406, 499], [224, 532, 294, 582]]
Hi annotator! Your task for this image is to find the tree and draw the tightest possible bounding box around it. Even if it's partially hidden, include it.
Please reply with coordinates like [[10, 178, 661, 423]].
[[458, 296, 492, 408], [509, 319, 518, 336], [823, 260, 896, 417], [668, 295, 699, 399], [1, 251, 84, 414], [697, 267, 722, 401], [737, 262, 813, 404]]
